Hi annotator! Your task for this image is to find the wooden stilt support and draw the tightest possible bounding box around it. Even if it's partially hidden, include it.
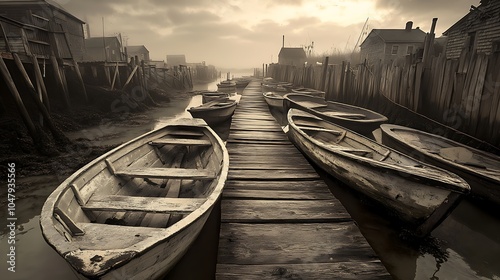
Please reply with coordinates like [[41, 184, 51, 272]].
[[104, 65, 112, 86], [13, 53, 66, 142], [50, 55, 71, 109], [0, 56, 37, 140], [122, 65, 138, 90], [72, 59, 88, 103], [111, 62, 119, 91], [31, 55, 50, 112]]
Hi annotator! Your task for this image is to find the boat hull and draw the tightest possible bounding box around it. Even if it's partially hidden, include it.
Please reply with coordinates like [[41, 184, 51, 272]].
[[286, 109, 469, 237], [188, 101, 237, 125], [262, 92, 284, 111], [283, 93, 388, 136], [40, 118, 229, 279], [380, 124, 500, 206]]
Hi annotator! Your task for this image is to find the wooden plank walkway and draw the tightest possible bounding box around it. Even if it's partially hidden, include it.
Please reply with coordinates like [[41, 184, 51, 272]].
[[216, 81, 390, 279]]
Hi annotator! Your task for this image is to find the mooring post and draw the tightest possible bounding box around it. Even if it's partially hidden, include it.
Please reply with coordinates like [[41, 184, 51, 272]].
[[0, 56, 37, 140], [320, 56, 329, 93]]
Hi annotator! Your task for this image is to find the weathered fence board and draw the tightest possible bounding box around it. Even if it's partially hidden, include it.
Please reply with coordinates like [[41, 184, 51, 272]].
[[269, 48, 500, 147]]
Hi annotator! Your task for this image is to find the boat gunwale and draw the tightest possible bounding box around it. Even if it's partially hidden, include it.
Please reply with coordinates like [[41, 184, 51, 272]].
[[380, 124, 500, 183], [40, 118, 230, 277], [287, 109, 470, 194], [284, 93, 388, 123]]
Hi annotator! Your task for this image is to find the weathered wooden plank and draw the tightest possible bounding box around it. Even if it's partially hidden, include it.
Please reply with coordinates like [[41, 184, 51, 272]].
[[222, 189, 332, 200], [217, 223, 378, 264], [228, 163, 314, 170], [221, 199, 351, 222], [216, 262, 391, 280], [83, 195, 206, 213], [228, 169, 321, 180], [225, 180, 330, 191]]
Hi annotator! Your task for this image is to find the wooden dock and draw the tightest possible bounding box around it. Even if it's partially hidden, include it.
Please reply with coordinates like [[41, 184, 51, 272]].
[[216, 81, 390, 279]]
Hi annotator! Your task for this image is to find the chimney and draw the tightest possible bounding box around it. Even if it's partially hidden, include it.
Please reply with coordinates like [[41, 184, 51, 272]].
[[405, 21, 413, 31], [282, 35, 284, 48]]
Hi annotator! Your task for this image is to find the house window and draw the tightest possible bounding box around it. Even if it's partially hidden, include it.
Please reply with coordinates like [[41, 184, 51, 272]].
[[391, 45, 399, 55], [407, 45, 414, 54]]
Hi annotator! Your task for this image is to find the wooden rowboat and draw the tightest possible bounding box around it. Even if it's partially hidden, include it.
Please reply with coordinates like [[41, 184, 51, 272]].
[[380, 124, 500, 206], [40, 118, 229, 279], [262, 92, 285, 111], [286, 109, 470, 237], [217, 80, 236, 92], [188, 98, 238, 125], [201, 91, 228, 103], [201, 91, 241, 104], [283, 93, 388, 136], [290, 87, 325, 98]]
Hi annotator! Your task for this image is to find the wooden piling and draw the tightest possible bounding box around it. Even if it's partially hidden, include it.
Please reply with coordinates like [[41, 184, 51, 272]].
[[31, 55, 50, 111], [13, 53, 65, 141], [111, 62, 119, 91], [0, 56, 37, 140], [50, 55, 71, 109], [72, 59, 88, 103], [320, 56, 329, 92]]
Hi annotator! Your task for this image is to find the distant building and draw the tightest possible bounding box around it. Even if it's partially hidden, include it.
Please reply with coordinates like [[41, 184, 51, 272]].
[[360, 21, 426, 64], [126, 45, 150, 62], [167, 55, 186, 67], [443, 0, 500, 59], [149, 60, 166, 69], [0, 0, 86, 60], [278, 47, 307, 66], [84, 36, 124, 61]]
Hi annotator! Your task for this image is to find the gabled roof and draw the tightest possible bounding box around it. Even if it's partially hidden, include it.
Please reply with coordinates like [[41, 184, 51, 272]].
[[85, 37, 121, 48], [278, 47, 307, 59], [442, 1, 487, 35], [126, 45, 149, 53], [360, 28, 426, 47], [0, 0, 85, 23]]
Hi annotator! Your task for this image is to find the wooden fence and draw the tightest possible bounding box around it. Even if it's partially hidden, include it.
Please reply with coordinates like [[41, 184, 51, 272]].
[[268, 49, 500, 147]]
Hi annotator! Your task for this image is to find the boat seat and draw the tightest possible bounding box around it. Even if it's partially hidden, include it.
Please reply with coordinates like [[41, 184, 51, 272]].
[[167, 130, 205, 137], [115, 167, 217, 180], [149, 138, 211, 146], [82, 195, 206, 213]]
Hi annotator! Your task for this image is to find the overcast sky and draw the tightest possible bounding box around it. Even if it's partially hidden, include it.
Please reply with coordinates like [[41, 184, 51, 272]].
[[53, 0, 477, 69]]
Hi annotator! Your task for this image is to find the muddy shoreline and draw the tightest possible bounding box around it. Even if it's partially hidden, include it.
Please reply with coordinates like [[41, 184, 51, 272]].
[[0, 86, 197, 183]]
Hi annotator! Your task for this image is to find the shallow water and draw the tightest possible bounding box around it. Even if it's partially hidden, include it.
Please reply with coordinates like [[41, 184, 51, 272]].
[[3, 79, 500, 280]]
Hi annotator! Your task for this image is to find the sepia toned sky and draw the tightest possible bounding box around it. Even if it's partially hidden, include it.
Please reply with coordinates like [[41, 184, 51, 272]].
[[53, 0, 477, 68]]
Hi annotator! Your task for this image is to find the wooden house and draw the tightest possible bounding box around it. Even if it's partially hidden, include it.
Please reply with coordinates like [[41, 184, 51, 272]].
[[278, 47, 307, 66], [360, 22, 426, 65], [167, 54, 186, 67], [126, 45, 150, 62], [0, 0, 86, 60], [83, 36, 124, 62], [443, 0, 500, 59]]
